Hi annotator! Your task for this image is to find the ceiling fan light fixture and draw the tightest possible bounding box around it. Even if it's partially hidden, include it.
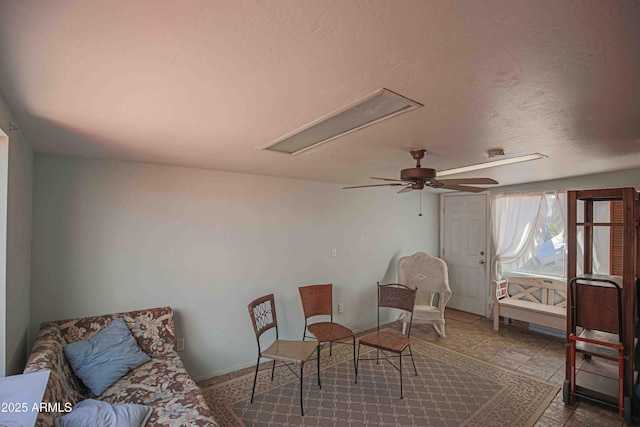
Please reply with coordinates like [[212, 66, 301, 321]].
[[437, 153, 548, 177], [261, 89, 422, 155]]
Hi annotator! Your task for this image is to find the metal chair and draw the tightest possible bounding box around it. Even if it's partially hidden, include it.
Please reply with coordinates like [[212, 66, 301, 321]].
[[299, 284, 357, 383], [398, 252, 452, 337], [247, 294, 319, 416], [356, 283, 418, 399]]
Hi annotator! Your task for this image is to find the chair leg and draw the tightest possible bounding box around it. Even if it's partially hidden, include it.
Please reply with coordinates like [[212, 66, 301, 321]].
[[300, 362, 305, 416], [251, 358, 260, 403], [317, 344, 322, 389], [408, 344, 418, 376], [352, 335, 358, 383], [329, 341, 333, 356], [433, 323, 446, 337], [271, 360, 276, 380], [355, 341, 361, 384], [399, 349, 404, 400]]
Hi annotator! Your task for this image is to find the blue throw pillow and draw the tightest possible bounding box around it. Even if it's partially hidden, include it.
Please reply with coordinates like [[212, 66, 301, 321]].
[[55, 399, 153, 427], [64, 318, 151, 396]]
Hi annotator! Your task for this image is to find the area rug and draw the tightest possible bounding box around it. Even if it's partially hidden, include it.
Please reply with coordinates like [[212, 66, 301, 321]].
[[199, 335, 558, 427]]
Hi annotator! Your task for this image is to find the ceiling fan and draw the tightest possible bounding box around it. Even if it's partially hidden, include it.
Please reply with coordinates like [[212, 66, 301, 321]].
[[343, 149, 499, 193]]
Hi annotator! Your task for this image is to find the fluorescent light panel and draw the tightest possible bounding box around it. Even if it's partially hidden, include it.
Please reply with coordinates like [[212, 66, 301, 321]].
[[263, 89, 422, 155], [437, 153, 548, 176]]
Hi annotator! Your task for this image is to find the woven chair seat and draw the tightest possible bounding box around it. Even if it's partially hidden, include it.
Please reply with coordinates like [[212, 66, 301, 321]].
[[307, 322, 354, 342], [261, 339, 318, 363], [413, 305, 444, 321], [359, 330, 409, 353]]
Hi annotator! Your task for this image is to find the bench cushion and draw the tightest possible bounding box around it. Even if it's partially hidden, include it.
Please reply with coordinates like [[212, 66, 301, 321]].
[[500, 298, 565, 317]]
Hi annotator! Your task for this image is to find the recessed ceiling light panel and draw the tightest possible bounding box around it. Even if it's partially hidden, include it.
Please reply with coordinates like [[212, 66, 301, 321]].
[[262, 89, 422, 155], [437, 153, 548, 176]]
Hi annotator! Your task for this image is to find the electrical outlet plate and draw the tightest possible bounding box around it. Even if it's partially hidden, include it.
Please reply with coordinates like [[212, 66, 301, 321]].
[[338, 303, 344, 313], [177, 338, 185, 351]]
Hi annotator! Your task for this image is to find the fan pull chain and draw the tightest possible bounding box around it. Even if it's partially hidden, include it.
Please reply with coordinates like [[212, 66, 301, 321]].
[[419, 191, 422, 216]]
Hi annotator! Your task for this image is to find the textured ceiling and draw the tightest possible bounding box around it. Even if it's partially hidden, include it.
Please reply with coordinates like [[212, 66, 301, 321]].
[[0, 1, 639, 189]]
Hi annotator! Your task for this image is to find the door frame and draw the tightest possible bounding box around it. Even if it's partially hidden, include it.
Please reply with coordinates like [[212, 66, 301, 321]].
[[439, 191, 492, 318]]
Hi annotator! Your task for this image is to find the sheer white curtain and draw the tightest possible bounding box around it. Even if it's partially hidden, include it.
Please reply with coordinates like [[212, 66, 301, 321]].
[[491, 193, 546, 280], [556, 192, 568, 277]]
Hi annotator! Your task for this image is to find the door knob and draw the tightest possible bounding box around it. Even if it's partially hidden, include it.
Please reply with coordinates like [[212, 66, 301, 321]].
[[479, 259, 485, 264]]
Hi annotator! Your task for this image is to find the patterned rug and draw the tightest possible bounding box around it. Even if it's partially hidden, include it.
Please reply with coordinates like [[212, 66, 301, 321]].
[[199, 335, 558, 427]]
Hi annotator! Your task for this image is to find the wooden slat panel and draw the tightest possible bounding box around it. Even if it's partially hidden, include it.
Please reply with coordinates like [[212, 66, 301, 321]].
[[610, 200, 623, 275]]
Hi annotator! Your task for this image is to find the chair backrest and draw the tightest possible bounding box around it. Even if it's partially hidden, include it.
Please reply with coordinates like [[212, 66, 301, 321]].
[[398, 252, 451, 307], [299, 284, 333, 320], [248, 294, 278, 342], [379, 283, 417, 311], [377, 283, 417, 336]]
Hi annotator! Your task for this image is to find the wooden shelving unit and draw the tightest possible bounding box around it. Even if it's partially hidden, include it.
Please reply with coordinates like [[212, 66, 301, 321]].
[[563, 188, 639, 424]]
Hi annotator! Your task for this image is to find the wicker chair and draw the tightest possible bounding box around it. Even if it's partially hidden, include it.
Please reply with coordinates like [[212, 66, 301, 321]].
[[356, 283, 418, 399], [298, 284, 357, 381], [398, 252, 452, 337], [247, 294, 320, 416]]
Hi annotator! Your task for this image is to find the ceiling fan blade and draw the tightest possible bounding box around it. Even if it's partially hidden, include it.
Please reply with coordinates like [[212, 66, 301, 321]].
[[370, 176, 404, 182], [397, 186, 413, 194], [343, 183, 403, 189], [438, 184, 487, 193], [435, 178, 498, 185]]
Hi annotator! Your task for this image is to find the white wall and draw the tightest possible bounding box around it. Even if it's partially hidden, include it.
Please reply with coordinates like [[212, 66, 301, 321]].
[[31, 154, 439, 380], [0, 94, 33, 376], [0, 132, 6, 378]]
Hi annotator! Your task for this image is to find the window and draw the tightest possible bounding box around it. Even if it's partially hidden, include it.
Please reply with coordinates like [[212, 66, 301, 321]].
[[492, 192, 566, 279], [575, 198, 623, 276], [506, 193, 566, 277]]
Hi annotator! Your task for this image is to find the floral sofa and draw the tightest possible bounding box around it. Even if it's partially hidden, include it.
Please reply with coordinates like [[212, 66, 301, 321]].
[[23, 306, 218, 426]]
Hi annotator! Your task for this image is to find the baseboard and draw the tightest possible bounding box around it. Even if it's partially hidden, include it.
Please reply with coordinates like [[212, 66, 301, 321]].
[[528, 323, 565, 339]]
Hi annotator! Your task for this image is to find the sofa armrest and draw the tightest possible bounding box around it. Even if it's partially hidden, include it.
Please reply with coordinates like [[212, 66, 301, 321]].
[[54, 306, 176, 356], [24, 323, 84, 424]]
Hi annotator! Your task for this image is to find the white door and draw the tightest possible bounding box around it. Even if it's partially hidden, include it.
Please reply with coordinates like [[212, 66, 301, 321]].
[[440, 193, 490, 316]]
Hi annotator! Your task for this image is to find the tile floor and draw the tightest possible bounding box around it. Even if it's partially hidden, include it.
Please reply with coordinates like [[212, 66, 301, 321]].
[[416, 310, 629, 427]]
